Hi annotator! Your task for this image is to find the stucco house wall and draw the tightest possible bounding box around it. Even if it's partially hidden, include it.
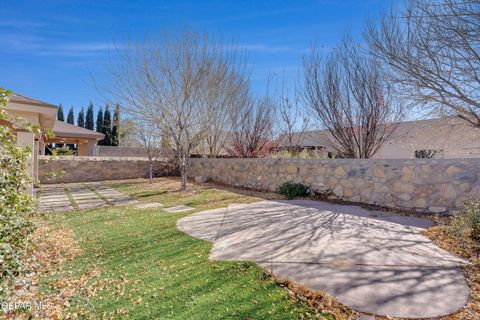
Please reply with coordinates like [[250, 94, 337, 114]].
[[373, 118, 480, 159], [2, 93, 107, 192], [280, 118, 480, 159], [3, 94, 58, 194]]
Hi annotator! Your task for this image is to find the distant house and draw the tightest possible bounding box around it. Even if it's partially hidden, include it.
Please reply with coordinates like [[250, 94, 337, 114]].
[[278, 117, 480, 159]]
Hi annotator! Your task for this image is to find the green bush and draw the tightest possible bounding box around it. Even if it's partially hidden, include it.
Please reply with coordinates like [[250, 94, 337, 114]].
[[0, 89, 36, 297], [276, 182, 310, 199], [54, 145, 74, 156], [449, 201, 480, 241]]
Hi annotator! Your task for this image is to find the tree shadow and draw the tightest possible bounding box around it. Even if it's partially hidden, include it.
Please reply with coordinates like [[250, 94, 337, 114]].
[[177, 199, 470, 318]]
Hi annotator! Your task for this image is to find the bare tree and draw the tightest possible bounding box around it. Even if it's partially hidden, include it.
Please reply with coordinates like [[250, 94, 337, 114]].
[[229, 96, 277, 158], [277, 82, 309, 156], [303, 36, 404, 158], [118, 119, 141, 147], [200, 61, 250, 157], [127, 116, 163, 184], [366, 0, 480, 127], [105, 31, 247, 190]]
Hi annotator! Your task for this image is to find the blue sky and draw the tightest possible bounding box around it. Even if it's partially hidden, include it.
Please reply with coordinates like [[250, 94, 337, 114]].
[[1, 0, 392, 116]]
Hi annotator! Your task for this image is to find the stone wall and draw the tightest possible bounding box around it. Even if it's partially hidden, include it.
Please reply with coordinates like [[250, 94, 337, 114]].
[[39, 156, 177, 184], [189, 158, 480, 212]]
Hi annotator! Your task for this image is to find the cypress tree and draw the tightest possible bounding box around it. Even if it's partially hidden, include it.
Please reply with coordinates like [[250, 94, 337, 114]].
[[57, 104, 65, 121], [56, 104, 65, 148], [102, 104, 113, 146], [96, 107, 104, 133], [77, 107, 85, 127], [67, 106, 75, 125], [112, 104, 120, 146], [86, 102, 94, 130], [96, 106, 104, 144]]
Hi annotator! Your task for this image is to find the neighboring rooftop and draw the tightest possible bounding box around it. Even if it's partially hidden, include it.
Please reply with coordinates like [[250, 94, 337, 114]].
[[278, 117, 468, 148]]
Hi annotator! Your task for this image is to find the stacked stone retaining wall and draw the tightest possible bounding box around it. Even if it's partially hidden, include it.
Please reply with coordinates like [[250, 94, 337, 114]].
[[189, 158, 480, 212]]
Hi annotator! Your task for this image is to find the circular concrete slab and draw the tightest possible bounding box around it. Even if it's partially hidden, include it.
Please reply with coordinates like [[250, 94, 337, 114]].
[[177, 200, 470, 319]]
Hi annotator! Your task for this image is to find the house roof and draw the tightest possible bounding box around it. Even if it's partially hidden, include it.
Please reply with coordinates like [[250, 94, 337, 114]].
[[7, 93, 103, 141], [53, 120, 105, 140], [278, 130, 329, 148], [278, 117, 466, 148], [9, 93, 58, 109], [5, 93, 58, 130]]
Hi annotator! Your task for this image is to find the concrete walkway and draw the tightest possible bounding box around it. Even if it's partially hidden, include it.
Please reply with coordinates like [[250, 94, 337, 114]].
[[37, 183, 137, 212], [177, 200, 470, 319]]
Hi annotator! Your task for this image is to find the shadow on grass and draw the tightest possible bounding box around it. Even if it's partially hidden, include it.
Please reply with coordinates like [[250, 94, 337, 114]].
[[134, 190, 169, 198], [53, 206, 323, 320]]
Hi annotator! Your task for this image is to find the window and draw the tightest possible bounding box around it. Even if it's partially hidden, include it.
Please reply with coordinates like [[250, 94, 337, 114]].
[[415, 149, 444, 159]]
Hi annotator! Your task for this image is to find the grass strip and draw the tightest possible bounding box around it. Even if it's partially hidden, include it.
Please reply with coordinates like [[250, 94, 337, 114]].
[[63, 185, 79, 210], [83, 183, 112, 205]]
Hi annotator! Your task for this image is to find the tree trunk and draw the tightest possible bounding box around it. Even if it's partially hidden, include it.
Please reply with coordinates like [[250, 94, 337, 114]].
[[179, 155, 188, 191], [149, 162, 153, 184]]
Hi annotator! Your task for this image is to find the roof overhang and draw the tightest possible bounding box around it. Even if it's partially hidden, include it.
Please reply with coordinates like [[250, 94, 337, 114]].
[[46, 137, 95, 144], [50, 120, 105, 142], [52, 132, 104, 141], [3, 101, 57, 130]]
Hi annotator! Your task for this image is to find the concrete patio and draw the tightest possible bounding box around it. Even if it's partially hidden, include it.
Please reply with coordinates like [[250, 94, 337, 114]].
[[177, 200, 470, 319]]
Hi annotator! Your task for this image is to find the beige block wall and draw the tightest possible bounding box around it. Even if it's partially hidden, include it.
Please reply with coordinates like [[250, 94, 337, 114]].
[[189, 158, 480, 213], [95, 146, 170, 158], [39, 156, 178, 184], [373, 121, 480, 159], [77, 141, 97, 156]]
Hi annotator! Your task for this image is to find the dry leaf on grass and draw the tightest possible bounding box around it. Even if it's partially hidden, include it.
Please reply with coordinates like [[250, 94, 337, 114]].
[[268, 273, 358, 320], [426, 226, 480, 320], [0, 219, 125, 320]]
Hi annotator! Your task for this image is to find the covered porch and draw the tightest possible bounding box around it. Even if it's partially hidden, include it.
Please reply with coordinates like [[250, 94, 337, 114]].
[[41, 120, 104, 156]]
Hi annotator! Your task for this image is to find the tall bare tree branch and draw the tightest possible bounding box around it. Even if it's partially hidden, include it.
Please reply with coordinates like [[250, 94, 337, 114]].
[[200, 59, 250, 157], [126, 116, 163, 183], [303, 36, 404, 158], [366, 0, 480, 127], [104, 31, 248, 190], [276, 78, 310, 156], [229, 95, 277, 158]]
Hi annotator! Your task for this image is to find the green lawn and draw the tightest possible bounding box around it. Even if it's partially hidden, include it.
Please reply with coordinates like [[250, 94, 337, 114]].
[[43, 178, 332, 319]]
